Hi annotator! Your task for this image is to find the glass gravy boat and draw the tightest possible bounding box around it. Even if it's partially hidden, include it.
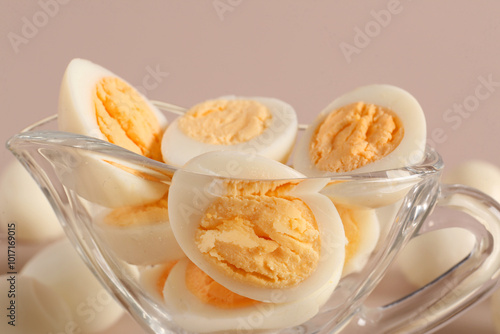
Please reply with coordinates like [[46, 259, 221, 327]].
[[7, 113, 500, 334]]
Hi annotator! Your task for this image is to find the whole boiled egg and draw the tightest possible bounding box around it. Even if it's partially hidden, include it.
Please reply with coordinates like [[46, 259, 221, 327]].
[[168, 151, 346, 303], [57, 58, 169, 207], [444, 160, 500, 202], [161, 96, 298, 166], [21, 239, 124, 333], [293, 84, 426, 176], [160, 258, 338, 333], [0, 159, 64, 242]]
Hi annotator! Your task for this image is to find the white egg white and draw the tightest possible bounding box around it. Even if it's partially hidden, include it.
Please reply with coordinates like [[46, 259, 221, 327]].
[[374, 198, 404, 243], [161, 96, 298, 166], [340, 207, 381, 277], [139, 262, 177, 302], [57, 58, 169, 207], [293, 84, 427, 176], [168, 151, 346, 303], [161, 258, 337, 333], [21, 239, 124, 333]]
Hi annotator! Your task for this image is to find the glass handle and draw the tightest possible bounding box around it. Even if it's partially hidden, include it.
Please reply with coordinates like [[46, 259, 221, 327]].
[[348, 184, 500, 334]]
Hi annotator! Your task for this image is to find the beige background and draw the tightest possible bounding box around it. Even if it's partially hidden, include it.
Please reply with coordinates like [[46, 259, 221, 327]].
[[1, 1, 500, 333]]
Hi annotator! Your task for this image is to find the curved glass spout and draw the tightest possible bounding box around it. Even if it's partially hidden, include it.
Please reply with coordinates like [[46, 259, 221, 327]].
[[7, 130, 182, 333]]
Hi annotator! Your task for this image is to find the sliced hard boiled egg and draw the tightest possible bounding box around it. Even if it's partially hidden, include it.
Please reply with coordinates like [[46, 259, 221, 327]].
[[94, 194, 186, 266], [57, 58, 169, 207], [336, 204, 380, 276], [160, 258, 337, 333], [168, 151, 346, 303], [21, 239, 124, 333], [293, 84, 426, 176], [58, 58, 167, 160], [161, 96, 298, 166]]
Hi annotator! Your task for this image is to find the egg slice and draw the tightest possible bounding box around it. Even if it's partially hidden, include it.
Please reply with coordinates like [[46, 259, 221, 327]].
[[336, 204, 380, 276], [0, 159, 64, 242], [139, 261, 180, 302], [94, 193, 186, 266], [21, 239, 124, 333], [161, 96, 298, 166], [293, 84, 426, 176], [159, 258, 337, 333], [168, 151, 346, 303], [57, 58, 169, 207], [0, 275, 73, 334]]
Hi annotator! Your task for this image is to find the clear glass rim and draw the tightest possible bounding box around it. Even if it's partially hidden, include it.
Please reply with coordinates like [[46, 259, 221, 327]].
[[9, 113, 444, 182]]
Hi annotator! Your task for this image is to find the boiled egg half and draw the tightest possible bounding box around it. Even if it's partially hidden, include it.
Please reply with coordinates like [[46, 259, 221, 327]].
[[336, 204, 380, 276], [161, 96, 298, 166], [57, 58, 169, 207], [160, 258, 338, 333], [168, 151, 346, 303], [293, 84, 426, 176]]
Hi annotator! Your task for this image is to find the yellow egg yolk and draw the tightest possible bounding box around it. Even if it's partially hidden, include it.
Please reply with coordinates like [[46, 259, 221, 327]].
[[103, 193, 169, 227], [94, 77, 163, 161], [195, 181, 320, 289], [185, 261, 260, 309], [177, 99, 272, 145], [309, 102, 404, 172], [335, 204, 360, 266]]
